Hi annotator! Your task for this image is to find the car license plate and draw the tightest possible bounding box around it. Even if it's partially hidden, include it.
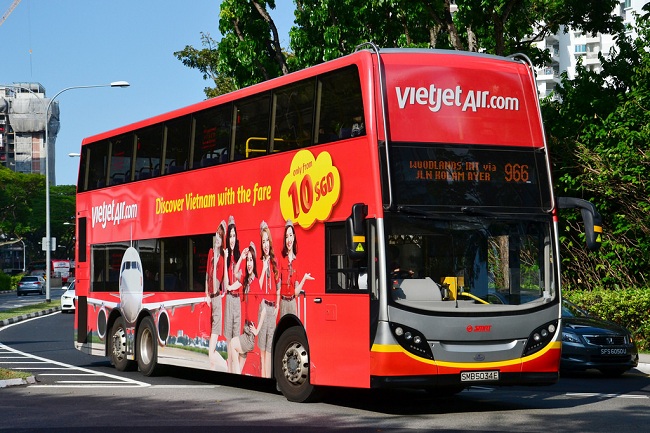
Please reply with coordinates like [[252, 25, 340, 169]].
[[600, 348, 626, 355], [460, 371, 499, 382]]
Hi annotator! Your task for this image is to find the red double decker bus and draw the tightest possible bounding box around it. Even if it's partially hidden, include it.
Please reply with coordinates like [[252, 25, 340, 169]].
[[73, 46, 601, 401]]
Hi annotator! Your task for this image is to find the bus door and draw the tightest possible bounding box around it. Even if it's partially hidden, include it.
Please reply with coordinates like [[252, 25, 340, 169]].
[[307, 206, 374, 388]]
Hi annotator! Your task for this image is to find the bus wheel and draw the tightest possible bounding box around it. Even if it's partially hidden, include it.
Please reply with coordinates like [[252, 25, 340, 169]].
[[109, 317, 133, 371], [136, 316, 159, 376], [274, 327, 320, 403]]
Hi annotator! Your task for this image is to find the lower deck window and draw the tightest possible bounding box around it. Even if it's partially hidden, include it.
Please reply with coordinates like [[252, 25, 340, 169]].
[[90, 234, 212, 293]]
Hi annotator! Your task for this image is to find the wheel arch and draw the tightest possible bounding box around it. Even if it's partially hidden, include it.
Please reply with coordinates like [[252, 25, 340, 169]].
[[104, 308, 124, 356], [272, 314, 308, 382]]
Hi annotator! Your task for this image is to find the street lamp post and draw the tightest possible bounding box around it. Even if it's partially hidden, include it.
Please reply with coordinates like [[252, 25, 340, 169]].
[[18, 239, 25, 272], [43, 81, 129, 301]]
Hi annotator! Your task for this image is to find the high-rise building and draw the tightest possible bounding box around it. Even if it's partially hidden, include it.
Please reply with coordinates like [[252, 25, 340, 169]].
[[0, 82, 59, 185], [535, 0, 648, 99]]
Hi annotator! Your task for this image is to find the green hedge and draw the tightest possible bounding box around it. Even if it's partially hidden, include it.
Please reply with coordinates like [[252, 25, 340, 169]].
[[0, 273, 23, 291], [564, 288, 650, 352], [0, 272, 11, 291]]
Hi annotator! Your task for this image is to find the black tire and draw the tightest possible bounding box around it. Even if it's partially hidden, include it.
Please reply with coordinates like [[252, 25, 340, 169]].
[[109, 316, 134, 371], [136, 316, 159, 376], [274, 326, 320, 403]]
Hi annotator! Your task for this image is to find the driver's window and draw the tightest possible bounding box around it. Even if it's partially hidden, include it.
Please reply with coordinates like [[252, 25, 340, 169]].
[[387, 235, 421, 278]]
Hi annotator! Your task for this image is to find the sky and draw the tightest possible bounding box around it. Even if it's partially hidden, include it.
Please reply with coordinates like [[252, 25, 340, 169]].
[[1, 0, 295, 186]]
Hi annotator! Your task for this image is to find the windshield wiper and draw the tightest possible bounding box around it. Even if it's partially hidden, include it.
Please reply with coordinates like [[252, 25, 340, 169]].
[[396, 206, 456, 220], [461, 207, 501, 217]]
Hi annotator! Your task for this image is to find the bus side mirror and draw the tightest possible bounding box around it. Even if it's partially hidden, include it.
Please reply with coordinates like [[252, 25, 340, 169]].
[[346, 203, 368, 261], [557, 197, 603, 251]]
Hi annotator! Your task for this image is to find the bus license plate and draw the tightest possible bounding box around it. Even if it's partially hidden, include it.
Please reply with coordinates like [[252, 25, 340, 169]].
[[460, 371, 499, 382]]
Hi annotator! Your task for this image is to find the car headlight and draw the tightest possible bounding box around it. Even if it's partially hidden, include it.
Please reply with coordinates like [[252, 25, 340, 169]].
[[562, 331, 581, 344]]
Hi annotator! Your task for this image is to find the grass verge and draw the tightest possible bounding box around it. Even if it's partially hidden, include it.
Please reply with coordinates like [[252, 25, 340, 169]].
[[0, 367, 31, 380], [0, 301, 59, 322]]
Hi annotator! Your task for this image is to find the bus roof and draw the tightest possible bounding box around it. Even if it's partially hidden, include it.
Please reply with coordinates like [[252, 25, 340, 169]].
[[81, 48, 540, 147]]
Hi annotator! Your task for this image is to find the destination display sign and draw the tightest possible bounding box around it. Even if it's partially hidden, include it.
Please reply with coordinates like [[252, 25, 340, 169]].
[[389, 145, 552, 210]]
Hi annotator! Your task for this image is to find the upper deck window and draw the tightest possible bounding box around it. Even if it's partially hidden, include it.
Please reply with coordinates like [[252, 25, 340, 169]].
[[81, 141, 109, 190], [192, 104, 232, 168], [134, 125, 163, 180], [234, 93, 271, 159], [317, 66, 365, 143], [108, 133, 135, 185], [77, 63, 365, 192], [272, 79, 315, 153], [163, 115, 192, 174]]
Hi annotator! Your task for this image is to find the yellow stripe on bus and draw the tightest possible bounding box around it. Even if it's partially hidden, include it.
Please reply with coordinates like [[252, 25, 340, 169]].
[[371, 341, 561, 369]]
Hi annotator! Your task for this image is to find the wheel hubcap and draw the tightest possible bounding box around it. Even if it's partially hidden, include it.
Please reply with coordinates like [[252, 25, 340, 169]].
[[111, 327, 126, 361], [282, 341, 309, 386], [140, 328, 153, 365]]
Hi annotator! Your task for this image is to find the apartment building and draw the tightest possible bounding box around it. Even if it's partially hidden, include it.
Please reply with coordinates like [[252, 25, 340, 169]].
[[535, 0, 648, 98]]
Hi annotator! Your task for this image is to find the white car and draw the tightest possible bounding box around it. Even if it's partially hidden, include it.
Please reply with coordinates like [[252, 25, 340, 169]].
[[60, 281, 76, 313]]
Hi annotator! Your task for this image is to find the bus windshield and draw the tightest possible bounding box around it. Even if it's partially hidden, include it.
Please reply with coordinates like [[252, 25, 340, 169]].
[[384, 213, 555, 311]]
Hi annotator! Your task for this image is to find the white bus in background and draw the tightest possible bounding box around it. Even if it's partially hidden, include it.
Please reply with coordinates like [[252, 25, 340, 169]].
[[51, 259, 71, 285]]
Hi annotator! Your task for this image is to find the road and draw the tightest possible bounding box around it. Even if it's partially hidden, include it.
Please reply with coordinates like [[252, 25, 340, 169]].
[[0, 285, 67, 312], [1, 312, 649, 432]]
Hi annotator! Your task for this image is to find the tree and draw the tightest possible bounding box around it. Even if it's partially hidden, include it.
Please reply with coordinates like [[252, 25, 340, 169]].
[[178, 0, 624, 96], [27, 184, 76, 261], [0, 166, 43, 239], [174, 33, 238, 98], [176, 0, 643, 290], [542, 17, 650, 289], [0, 166, 42, 266], [291, 0, 624, 68], [0, 167, 76, 265]]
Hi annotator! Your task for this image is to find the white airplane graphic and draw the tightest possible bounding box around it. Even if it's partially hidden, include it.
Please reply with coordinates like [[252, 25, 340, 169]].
[[88, 246, 205, 344], [119, 246, 148, 323]]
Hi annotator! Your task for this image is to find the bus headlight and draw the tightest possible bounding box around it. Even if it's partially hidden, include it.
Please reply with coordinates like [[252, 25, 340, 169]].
[[523, 320, 558, 356], [389, 322, 434, 360]]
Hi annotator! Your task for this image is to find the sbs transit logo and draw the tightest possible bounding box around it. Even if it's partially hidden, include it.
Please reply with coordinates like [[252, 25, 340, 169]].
[[395, 84, 520, 113]]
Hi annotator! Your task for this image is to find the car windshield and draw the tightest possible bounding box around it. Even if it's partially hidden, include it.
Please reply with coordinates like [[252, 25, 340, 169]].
[[562, 301, 589, 318], [21, 277, 38, 282], [384, 213, 556, 312]]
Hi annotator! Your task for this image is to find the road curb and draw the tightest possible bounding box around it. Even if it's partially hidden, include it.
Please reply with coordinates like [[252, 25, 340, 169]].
[[0, 375, 36, 388], [0, 306, 62, 328]]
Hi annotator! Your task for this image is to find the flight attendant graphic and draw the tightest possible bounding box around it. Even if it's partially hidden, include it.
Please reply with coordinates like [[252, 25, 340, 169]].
[[279, 219, 314, 319], [223, 215, 245, 373], [257, 220, 280, 378], [228, 242, 264, 375], [205, 220, 227, 371]]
